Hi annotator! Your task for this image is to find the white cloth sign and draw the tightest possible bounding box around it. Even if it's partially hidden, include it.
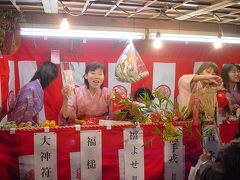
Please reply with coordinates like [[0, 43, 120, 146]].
[[19, 155, 34, 180], [124, 128, 144, 180], [34, 132, 57, 180], [153, 62, 176, 101], [80, 130, 102, 180], [70, 152, 81, 180], [51, 50, 60, 64], [164, 129, 185, 180], [203, 125, 222, 161], [118, 149, 125, 180], [193, 62, 203, 73]]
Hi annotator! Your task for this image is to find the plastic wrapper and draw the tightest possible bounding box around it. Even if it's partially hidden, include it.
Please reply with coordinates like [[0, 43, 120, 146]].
[[115, 42, 149, 83]]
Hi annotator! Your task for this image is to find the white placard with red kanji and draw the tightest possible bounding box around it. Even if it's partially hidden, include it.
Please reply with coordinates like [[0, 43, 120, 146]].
[[124, 128, 144, 180], [80, 130, 102, 180], [164, 127, 184, 180], [34, 132, 57, 180]]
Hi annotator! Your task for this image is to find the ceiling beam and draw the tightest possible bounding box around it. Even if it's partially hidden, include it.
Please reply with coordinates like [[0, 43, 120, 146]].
[[81, 0, 90, 14], [151, 0, 192, 19], [201, 9, 240, 22], [175, 0, 239, 21], [222, 16, 240, 23], [10, 0, 20, 11], [42, 0, 58, 14], [128, 0, 157, 18], [105, 0, 123, 17]]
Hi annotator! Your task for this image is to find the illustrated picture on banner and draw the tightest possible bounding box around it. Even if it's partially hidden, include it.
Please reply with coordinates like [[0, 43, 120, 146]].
[[112, 85, 128, 97]]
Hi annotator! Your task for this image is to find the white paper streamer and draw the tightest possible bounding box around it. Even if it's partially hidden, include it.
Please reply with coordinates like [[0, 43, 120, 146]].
[[34, 132, 57, 180], [80, 130, 102, 180], [124, 128, 144, 180], [164, 128, 185, 180]]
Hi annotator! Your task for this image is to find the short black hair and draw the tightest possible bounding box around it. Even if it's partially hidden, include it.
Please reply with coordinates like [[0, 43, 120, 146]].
[[84, 62, 106, 89], [134, 88, 154, 100], [30, 61, 58, 89]]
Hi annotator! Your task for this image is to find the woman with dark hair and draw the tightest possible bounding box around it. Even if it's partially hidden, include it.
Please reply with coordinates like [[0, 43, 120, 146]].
[[192, 120, 240, 180], [221, 63, 240, 113], [134, 88, 154, 107], [177, 62, 222, 109], [8, 61, 58, 125], [60, 62, 114, 125]]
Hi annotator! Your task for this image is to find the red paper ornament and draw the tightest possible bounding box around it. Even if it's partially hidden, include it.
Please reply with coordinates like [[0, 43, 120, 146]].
[[216, 92, 229, 108]]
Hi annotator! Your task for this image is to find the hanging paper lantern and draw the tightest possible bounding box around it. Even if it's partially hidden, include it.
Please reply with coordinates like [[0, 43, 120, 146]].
[[216, 92, 229, 108]]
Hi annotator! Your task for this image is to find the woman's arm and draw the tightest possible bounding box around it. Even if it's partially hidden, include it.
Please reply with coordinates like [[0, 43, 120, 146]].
[[59, 86, 77, 124], [192, 75, 222, 85]]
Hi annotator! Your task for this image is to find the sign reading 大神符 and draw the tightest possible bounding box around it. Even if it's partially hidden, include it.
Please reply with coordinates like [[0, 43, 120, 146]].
[[34, 132, 57, 180]]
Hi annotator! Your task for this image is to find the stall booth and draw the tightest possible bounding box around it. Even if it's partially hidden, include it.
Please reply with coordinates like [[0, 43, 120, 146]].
[[0, 36, 239, 180]]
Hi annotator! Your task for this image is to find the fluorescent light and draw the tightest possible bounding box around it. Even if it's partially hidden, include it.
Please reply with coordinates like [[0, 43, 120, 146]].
[[151, 33, 240, 44], [21, 28, 143, 40]]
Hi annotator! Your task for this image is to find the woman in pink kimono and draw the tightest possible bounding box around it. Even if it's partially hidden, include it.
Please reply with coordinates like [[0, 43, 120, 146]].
[[177, 62, 222, 110], [60, 62, 114, 125]]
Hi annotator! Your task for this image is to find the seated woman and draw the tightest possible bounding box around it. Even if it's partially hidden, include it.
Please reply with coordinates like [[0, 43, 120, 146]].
[[221, 63, 240, 114], [134, 88, 155, 108], [8, 61, 58, 125], [59, 62, 114, 125], [177, 62, 222, 110]]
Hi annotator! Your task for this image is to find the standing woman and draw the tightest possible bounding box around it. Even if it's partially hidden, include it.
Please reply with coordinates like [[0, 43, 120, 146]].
[[177, 62, 222, 109], [60, 62, 114, 125], [8, 61, 58, 125], [222, 63, 240, 113]]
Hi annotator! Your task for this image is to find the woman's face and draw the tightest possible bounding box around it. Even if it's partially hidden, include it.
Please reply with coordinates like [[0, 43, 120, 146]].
[[85, 68, 104, 89], [228, 66, 240, 83], [199, 67, 217, 85], [200, 67, 216, 75]]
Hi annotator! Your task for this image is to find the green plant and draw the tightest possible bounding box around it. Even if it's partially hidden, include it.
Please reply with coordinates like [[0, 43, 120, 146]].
[[112, 89, 213, 145]]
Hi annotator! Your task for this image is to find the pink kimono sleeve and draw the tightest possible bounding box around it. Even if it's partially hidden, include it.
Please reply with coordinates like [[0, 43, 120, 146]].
[[104, 88, 115, 120], [58, 94, 77, 126], [177, 74, 196, 110]]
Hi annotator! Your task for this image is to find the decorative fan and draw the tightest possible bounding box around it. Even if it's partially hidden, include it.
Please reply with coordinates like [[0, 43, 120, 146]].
[[7, 90, 15, 111], [154, 85, 171, 98], [112, 85, 128, 96]]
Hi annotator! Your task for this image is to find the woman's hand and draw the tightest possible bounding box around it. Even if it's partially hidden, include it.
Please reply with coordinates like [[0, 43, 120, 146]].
[[207, 75, 222, 85], [231, 104, 240, 112], [61, 86, 73, 100], [199, 149, 211, 162]]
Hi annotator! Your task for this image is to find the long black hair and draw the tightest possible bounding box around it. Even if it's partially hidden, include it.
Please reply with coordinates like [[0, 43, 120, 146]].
[[222, 63, 240, 91], [84, 62, 106, 89], [30, 61, 58, 89]]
